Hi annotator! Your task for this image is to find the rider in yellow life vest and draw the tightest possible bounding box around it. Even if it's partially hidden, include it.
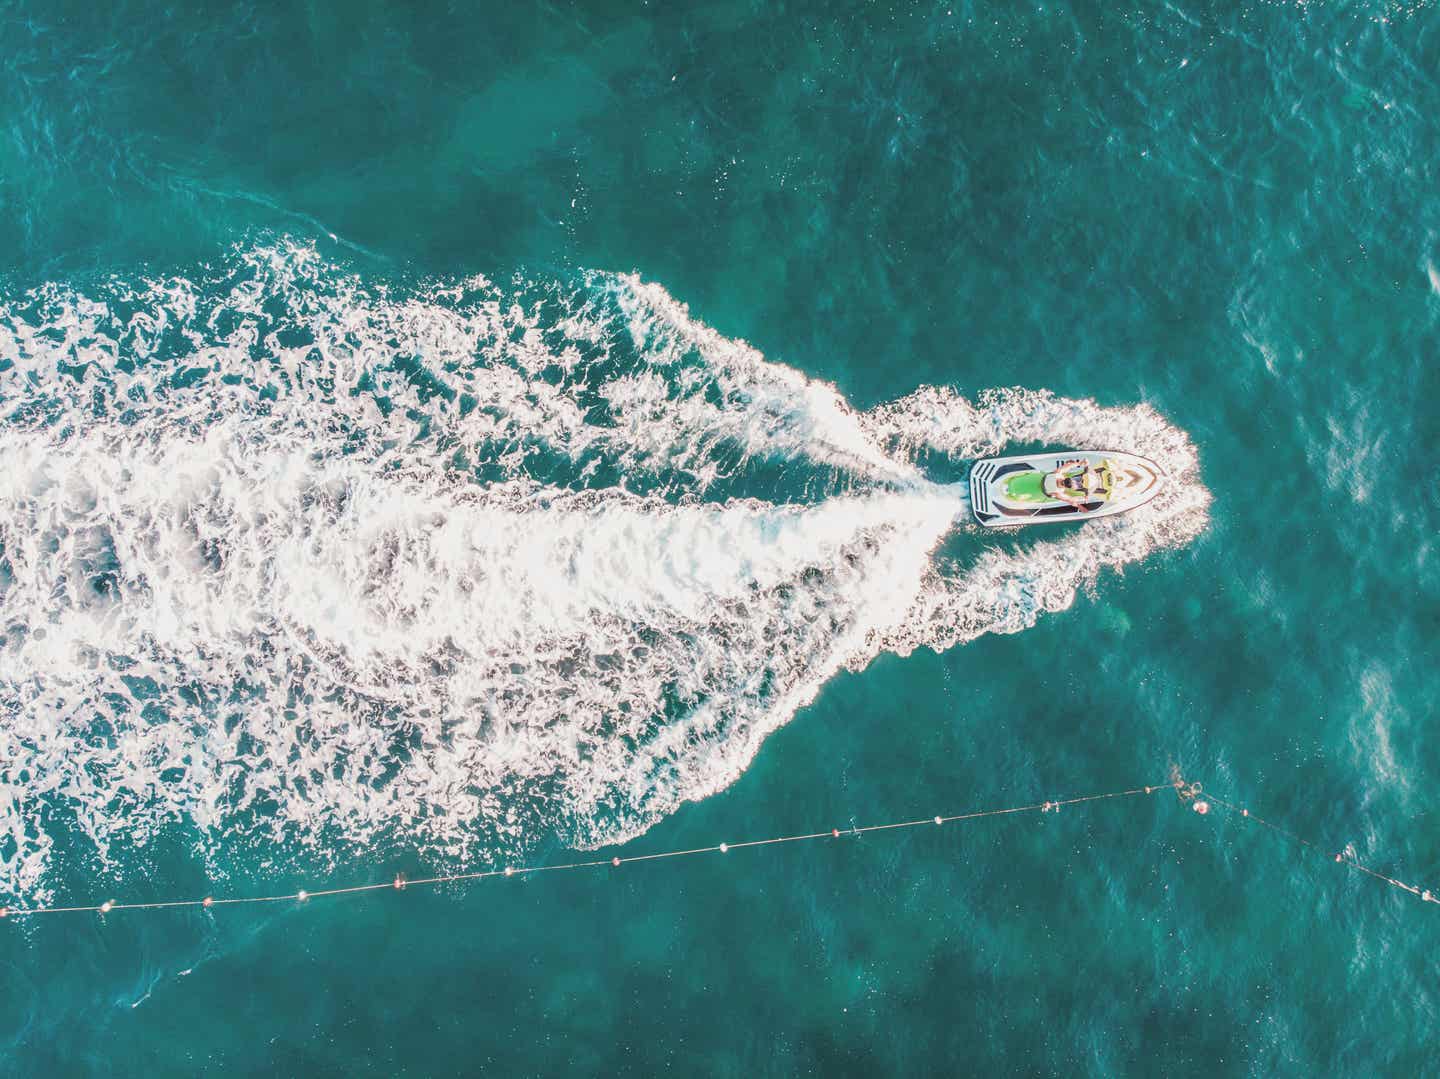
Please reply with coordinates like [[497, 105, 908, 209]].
[[1045, 459, 1114, 510]]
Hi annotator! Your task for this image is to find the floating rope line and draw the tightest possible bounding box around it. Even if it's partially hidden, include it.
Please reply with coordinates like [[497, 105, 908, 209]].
[[1173, 778, 1440, 905], [1, 776, 1434, 920], [1, 781, 1167, 920]]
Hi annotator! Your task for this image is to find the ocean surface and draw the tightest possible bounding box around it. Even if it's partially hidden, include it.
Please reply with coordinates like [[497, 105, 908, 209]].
[[1, 1, 1437, 1074]]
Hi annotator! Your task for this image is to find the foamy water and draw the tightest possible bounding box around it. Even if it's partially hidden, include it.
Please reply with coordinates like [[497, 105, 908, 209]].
[[0, 243, 1209, 902]]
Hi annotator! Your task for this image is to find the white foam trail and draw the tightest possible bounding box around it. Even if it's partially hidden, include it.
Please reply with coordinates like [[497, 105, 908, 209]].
[[0, 241, 1208, 901]]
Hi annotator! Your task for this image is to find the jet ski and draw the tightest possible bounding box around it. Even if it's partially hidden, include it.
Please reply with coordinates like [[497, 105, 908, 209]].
[[969, 450, 1163, 527]]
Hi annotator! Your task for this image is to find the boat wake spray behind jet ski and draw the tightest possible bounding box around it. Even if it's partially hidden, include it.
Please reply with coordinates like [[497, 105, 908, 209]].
[[969, 451, 1164, 527]]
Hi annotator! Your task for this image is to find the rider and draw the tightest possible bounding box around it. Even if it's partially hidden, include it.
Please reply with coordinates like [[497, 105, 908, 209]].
[[1048, 460, 1110, 510]]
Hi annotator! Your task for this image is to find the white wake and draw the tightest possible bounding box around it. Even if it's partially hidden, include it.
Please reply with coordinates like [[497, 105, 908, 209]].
[[0, 242, 1209, 901]]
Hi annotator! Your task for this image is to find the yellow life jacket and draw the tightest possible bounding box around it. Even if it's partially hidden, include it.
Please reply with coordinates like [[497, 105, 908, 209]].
[[1052, 461, 1113, 502]]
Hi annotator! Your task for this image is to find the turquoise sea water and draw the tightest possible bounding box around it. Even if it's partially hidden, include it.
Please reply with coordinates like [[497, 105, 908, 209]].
[[2, 1, 1438, 1074]]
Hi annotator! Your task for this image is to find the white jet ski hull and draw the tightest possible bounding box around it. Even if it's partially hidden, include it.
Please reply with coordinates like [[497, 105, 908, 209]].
[[969, 450, 1164, 527]]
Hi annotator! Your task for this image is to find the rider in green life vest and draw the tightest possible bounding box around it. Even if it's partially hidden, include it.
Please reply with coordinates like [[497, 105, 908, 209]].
[[1045, 459, 1114, 510]]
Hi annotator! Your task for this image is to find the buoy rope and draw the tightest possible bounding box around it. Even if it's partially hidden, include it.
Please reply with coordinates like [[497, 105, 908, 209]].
[[2, 776, 1435, 921], [0, 782, 1168, 920], [1177, 781, 1439, 905]]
